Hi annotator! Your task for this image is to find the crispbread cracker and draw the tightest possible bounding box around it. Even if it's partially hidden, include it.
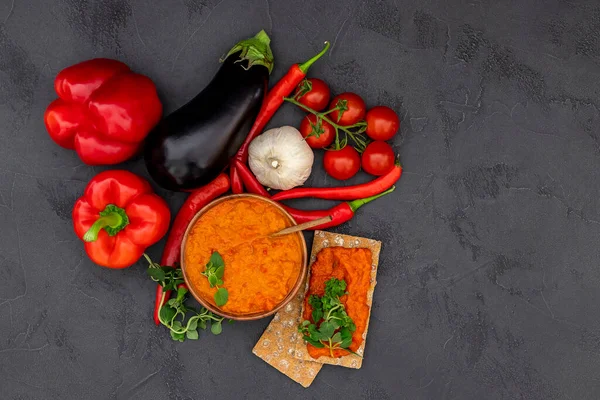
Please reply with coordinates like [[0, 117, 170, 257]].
[[252, 284, 323, 387], [293, 231, 382, 369]]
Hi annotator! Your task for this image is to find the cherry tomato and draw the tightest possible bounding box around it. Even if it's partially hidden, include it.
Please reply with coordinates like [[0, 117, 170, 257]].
[[300, 114, 336, 149], [361, 141, 395, 176], [323, 146, 361, 180], [295, 78, 330, 111], [365, 106, 399, 141], [329, 93, 366, 126]]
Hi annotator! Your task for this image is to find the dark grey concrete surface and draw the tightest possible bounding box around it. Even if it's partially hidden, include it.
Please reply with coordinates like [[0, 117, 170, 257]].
[[1, 0, 599, 399]]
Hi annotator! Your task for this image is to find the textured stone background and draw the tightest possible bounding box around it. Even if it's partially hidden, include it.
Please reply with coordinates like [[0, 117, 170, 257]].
[[1, 0, 599, 399]]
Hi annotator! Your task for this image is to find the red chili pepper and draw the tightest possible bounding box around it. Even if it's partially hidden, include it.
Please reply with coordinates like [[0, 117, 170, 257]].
[[233, 160, 270, 197], [230, 166, 244, 194], [153, 173, 230, 325], [282, 187, 395, 230], [44, 58, 162, 165], [73, 170, 170, 268], [273, 160, 402, 202], [233, 42, 330, 165]]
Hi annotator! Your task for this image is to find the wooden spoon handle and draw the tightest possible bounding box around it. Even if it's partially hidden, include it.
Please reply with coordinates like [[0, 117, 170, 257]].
[[270, 216, 333, 237]]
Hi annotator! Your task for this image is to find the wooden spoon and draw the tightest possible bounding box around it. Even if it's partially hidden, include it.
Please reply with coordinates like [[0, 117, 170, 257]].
[[269, 216, 333, 238]]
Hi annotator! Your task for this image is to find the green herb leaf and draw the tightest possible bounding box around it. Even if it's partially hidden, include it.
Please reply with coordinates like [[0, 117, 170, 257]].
[[208, 274, 218, 287], [170, 330, 185, 342], [172, 320, 183, 330], [161, 265, 175, 273], [214, 288, 229, 306], [309, 294, 324, 322], [329, 318, 340, 330], [312, 308, 324, 324], [143, 254, 229, 343], [308, 294, 322, 308], [325, 278, 347, 299], [307, 324, 320, 337], [319, 321, 335, 339], [147, 268, 165, 281], [215, 265, 225, 279], [347, 321, 357, 332], [176, 286, 188, 301], [211, 321, 223, 335], [186, 329, 199, 340], [340, 327, 353, 348], [159, 305, 176, 323], [331, 332, 342, 343], [303, 335, 324, 348], [298, 277, 358, 352], [216, 279, 224, 286], [210, 252, 224, 269]]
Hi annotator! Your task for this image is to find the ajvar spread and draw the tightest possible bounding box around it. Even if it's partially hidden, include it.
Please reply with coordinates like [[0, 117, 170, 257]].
[[184, 197, 303, 315], [302, 247, 372, 359]]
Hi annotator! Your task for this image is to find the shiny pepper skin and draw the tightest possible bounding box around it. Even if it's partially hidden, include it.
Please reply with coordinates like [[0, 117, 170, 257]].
[[44, 58, 162, 165]]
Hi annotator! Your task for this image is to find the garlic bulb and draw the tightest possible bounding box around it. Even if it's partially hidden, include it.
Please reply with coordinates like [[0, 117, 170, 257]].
[[248, 126, 314, 190]]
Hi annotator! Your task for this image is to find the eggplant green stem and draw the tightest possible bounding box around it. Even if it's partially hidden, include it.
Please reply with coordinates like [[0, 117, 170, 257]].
[[223, 29, 274, 73], [83, 204, 129, 242], [348, 186, 396, 213], [299, 41, 330, 73]]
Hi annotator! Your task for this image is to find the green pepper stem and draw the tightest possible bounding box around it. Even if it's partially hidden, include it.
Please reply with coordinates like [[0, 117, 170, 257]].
[[298, 41, 330, 74], [348, 186, 396, 213], [82, 204, 129, 242]]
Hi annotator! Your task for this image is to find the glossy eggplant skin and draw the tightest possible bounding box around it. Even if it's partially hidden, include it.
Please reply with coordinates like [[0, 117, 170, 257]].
[[144, 54, 268, 191]]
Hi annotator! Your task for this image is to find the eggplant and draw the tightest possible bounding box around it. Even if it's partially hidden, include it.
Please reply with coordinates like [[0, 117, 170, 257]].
[[144, 30, 273, 191]]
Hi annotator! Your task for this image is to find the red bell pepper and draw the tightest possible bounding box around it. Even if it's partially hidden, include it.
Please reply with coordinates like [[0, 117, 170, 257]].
[[44, 58, 162, 165], [73, 170, 170, 269]]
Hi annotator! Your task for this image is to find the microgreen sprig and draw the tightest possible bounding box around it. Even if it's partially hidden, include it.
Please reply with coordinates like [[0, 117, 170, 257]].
[[298, 278, 358, 358], [144, 254, 228, 342], [201, 251, 229, 307]]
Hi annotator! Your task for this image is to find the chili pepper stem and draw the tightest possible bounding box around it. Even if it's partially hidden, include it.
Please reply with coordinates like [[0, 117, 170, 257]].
[[83, 204, 129, 242], [348, 186, 396, 213], [298, 41, 330, 73]]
